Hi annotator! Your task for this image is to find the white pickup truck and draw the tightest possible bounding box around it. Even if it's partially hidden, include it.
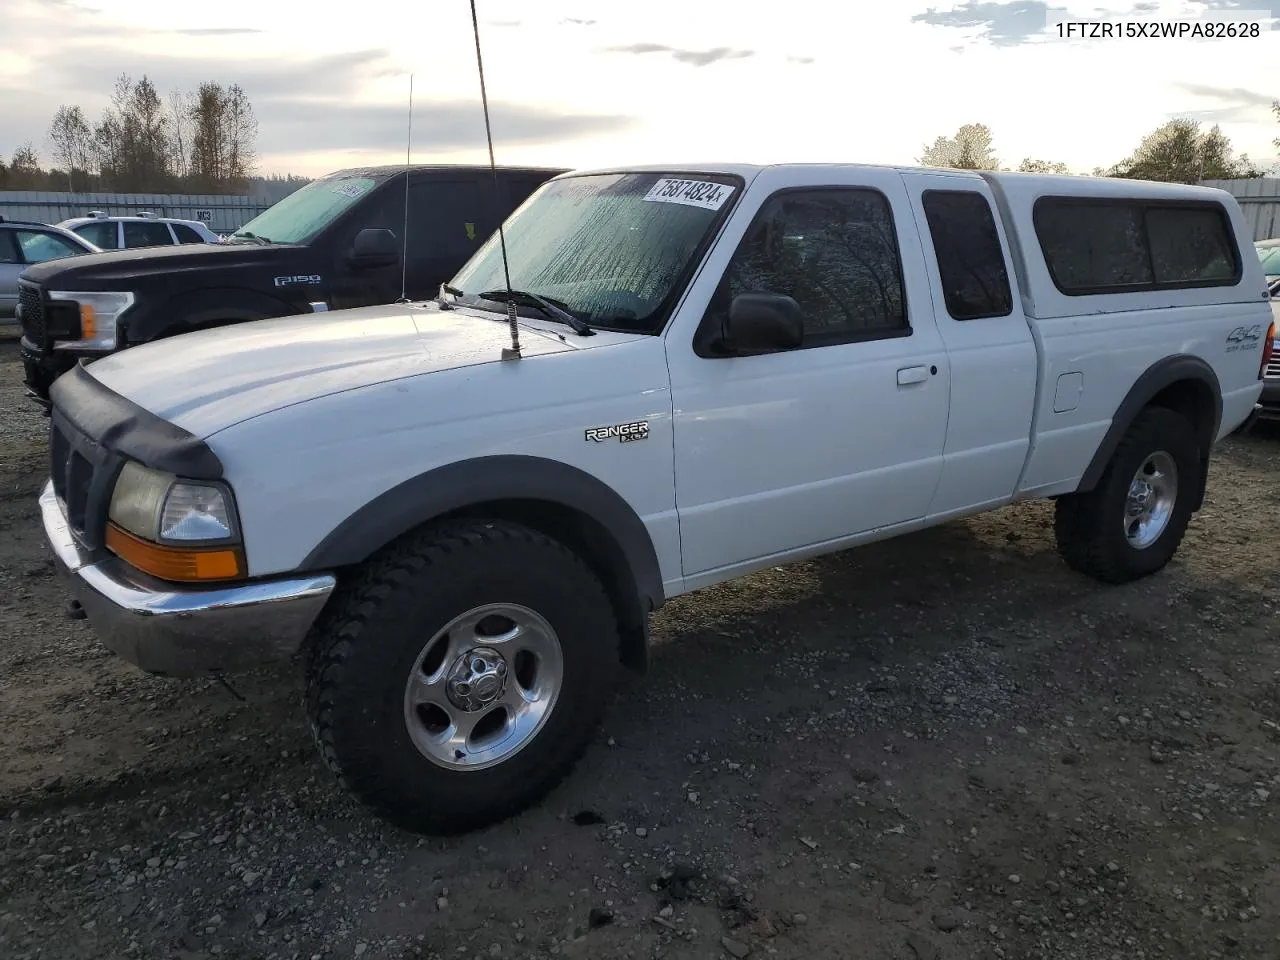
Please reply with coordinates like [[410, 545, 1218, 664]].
[[39, 163, 1274, 834]]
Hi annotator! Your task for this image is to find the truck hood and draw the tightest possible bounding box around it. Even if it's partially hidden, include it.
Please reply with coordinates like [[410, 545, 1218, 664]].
[[81, 302, 641, 438], [19, 241, 300, 289]]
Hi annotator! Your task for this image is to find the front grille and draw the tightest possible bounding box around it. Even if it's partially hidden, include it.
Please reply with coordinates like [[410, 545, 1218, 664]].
[[18, 282, 44, 343], [1265, 359, 1280, 381], [48, 413, 118, 550]]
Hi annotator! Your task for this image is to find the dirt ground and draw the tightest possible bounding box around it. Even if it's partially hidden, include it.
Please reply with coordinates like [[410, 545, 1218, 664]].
[[1, 340, 1278, 960]]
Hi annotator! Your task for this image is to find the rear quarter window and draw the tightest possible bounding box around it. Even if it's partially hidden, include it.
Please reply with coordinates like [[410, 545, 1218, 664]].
[[1032, 197, 1241, 295], [921, 189, 1014, 320], [172, 223, 207, 244]]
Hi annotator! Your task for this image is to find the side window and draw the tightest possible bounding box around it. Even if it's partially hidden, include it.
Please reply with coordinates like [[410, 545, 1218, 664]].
[[75, 221, 119, 249], [1033, 198, 1241, 294], [122, 220, 175, 248], [707, 187, 908, 346], [0, 232, 19, 263], [16, 230, 83, 264], [921, 190, 1013, 320], [172, 223, 206, 244], [408, 177, 490, 260]]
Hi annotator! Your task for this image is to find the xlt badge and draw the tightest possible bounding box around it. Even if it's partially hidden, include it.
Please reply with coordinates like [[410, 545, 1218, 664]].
[[585, 420, 649, 443]]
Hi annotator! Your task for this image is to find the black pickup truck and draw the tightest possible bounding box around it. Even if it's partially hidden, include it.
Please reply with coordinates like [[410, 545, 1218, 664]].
[[18, 163, 565, 405]]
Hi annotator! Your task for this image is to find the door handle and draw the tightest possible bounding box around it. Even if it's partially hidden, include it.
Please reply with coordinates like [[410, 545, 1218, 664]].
[[897, 365, 930, 385]]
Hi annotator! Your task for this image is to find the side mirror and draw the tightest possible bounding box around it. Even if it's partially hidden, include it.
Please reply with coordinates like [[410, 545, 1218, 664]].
[[348, 227, 399, 268], [724, 292, 803, 353]]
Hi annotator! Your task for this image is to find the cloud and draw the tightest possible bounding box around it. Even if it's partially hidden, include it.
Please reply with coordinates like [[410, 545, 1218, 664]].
[[172, 28, 264, 36], [561, 17, 597, 25], [487, 19, 521, 27], [51, 46, 395, 103], [1174, 83, 1280, 122], [787, 55, 815, 64], [605, 42, 755, 66], [1194, 0, 1280, 9], [1179, 83, 1277, 108], [0, 42, 633, 163], [911, 0, 1057, 46], [254, 99, 634, 157]]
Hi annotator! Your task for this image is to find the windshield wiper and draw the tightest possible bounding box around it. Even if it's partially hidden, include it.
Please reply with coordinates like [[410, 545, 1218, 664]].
[[229, 230, 270, 245], [477, 289, 594, 336]]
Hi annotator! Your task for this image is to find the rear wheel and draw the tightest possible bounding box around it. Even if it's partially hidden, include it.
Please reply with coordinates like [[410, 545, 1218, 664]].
[[305, 519, 619, 834], [1054, 406, 1201, 584]]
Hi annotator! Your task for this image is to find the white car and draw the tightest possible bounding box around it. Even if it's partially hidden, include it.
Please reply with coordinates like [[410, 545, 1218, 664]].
[[58, 211, 221, 251], [38, 163, 1274, 836]]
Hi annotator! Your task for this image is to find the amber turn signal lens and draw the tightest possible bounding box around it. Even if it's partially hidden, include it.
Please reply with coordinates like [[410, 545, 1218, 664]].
[[106, 523, 244, 582], [79, 302, 97, 341]]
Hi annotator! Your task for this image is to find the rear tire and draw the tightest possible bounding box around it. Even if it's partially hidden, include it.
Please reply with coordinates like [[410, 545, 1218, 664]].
[[304, 519, 619, 835], [1054, 406, 1201, 584]]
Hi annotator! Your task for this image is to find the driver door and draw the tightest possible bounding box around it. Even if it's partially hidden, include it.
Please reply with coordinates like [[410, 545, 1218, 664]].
[[666, 167, 950, 581]]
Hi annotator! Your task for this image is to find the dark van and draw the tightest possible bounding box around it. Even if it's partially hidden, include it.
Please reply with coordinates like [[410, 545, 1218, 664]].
[[18, 164, 565, 405]]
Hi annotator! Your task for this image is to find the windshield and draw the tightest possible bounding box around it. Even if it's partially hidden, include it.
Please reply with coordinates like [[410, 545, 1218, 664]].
[[1257, 243, 1280, 276], [230, 173, 387, 245], [449, 171, 741, 333]]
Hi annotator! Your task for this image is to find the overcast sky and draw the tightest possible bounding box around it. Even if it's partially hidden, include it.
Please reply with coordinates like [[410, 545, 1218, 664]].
[[3, 0, 1279, 177]]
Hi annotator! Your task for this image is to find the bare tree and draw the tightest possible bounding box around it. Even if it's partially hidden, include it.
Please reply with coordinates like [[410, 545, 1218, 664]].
[[222, 84, 258, 185], [919, 123, 1000, 170], [189, 81, 228, 189], [168, 89, 194, 182], [8, 142, 43, 189], [48, 105, 95, 191], [91, 73, 173, 191]]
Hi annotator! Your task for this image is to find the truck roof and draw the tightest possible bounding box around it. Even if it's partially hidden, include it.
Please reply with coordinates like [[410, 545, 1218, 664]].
[[329, 164, 570, 178], [557, 162, 1236, 203]]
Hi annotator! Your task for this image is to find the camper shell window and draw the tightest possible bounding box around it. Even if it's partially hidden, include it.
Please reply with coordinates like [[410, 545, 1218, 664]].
[[1032, 196, 1241, 296]]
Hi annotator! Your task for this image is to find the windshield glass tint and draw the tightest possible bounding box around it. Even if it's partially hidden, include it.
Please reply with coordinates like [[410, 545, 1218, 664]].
[[1257, 244, 1280, 275], [232, 174, 383, 244], [449, 172, 739, 332]]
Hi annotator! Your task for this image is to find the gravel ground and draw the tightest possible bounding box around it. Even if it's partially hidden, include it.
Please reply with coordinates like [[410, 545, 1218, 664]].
[[1, 340, 1278, 960]]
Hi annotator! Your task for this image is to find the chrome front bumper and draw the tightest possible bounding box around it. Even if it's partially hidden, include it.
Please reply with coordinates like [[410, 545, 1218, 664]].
[[39, 481, 337, 677]]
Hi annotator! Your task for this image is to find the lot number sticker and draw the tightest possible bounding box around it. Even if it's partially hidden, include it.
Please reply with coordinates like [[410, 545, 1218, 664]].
[[643, 178, 734, 211], [332, 181, 369, 199]]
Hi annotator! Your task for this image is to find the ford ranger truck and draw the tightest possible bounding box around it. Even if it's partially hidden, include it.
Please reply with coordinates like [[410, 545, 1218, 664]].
[[37, 164, 1274, 835], [17, 163, 564, 406]]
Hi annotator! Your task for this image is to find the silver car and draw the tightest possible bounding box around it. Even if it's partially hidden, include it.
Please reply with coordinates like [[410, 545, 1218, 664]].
[[58, 212, 222, 250], [1, 219, 101, 319], [1257, 238, 1280, 285]]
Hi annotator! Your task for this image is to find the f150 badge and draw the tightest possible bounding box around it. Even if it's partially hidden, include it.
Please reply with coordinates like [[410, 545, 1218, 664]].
[[274, 275, 322, 287], [1225, 325, 1261, 353], [585, 420, 649, 443]]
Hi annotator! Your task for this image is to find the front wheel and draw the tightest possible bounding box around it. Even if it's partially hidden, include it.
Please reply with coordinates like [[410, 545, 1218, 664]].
[[305, 519, 620, 834], [1054, 406, 1201, 584]]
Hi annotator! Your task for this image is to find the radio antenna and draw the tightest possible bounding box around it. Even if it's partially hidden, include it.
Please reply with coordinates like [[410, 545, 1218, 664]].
[[395, 72, 414, 304], [468, 0, 520, 361]]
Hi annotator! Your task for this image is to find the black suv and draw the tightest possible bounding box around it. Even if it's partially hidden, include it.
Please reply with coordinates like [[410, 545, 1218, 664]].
[[18, 164, 565, 406]]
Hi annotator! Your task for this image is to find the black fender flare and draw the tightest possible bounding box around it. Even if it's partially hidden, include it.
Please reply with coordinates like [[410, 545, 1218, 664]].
[[1076, 354, 1222, 502], [300, 455, 666, 614], [126, 287, 301, 343]]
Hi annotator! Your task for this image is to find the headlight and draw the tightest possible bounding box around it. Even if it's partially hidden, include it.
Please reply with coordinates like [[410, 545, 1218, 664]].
[[48, 290, 135, 351], [107, 462, 244, 582]]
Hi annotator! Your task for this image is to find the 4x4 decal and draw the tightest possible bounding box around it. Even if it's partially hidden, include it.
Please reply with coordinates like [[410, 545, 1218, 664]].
[[1226, 325, 1262, 353]]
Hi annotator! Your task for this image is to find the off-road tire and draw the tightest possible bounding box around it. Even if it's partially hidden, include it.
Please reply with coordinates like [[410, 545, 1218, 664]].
[[304, 519, 620, 835], [1054, 406, 1201, 584]]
